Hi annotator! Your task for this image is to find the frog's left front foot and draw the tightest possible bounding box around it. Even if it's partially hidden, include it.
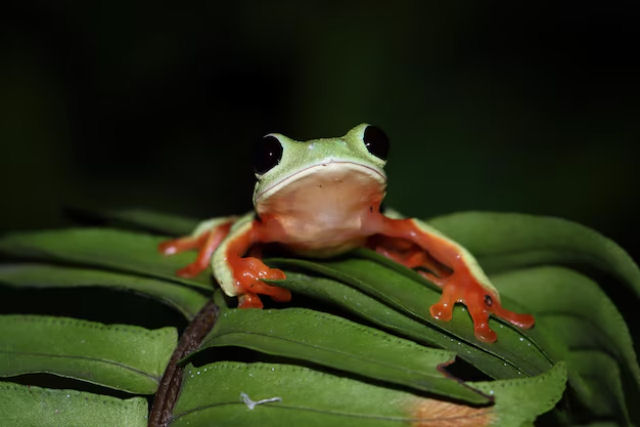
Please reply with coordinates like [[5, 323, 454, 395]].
[[432, 275, 535, 342], [369, 216, 535, 343]]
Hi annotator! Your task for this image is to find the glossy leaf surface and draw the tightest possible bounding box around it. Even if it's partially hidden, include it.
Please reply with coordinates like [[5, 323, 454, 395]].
[[271, 271, 523, 379], [0, 263, 208, 319], [195, 304, 488, 403], [0, 228, 212, 290], [269, 257, 552, 376], [493, 266, 639, 423], [493, 266, 639, 389], [170, 361, 566, 427], [0, 315, 176, 394], [0, 381, 148, 427], [428, 212, 640, 297]]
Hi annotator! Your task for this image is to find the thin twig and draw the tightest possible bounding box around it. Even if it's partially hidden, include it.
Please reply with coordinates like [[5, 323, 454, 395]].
[[149, 300, 219, 427]]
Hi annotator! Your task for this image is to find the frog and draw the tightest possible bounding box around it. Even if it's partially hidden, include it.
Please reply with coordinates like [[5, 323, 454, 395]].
[[159, 124, 534, 342]]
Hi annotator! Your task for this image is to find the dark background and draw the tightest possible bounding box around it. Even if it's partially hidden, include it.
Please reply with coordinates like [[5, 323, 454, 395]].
[[2, 2, 639, 321]]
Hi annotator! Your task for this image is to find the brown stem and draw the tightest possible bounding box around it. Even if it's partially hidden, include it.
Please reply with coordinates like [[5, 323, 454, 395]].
[[148, 300, 219, 427]]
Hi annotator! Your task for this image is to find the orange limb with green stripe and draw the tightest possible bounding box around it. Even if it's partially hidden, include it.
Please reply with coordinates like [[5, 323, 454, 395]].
[[222, 220, 291, 309], [368, 215, 534, 342], [158, 220, 234, 278]]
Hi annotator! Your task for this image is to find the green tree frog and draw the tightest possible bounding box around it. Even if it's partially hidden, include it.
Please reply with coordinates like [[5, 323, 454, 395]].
[[160, 124, 534, 342]]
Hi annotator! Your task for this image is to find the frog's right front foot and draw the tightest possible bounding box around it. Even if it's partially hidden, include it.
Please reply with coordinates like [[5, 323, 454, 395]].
[[231, 257, 291, 308], [158, 220, 234, 278]]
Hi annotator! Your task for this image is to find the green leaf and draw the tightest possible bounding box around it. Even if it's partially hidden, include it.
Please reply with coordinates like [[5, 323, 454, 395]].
[[491, 266, 639, 424], [0, 381, 148, 427], [567, 351, 630, 425], [0, 228, 212, 291], [273, 271, 524, 379], [470, 362, 567, 426], [352, 247, 440, 292], [0, 315, 176, 394], [268, 257, 552, 376], [194, 304, 488, 404], [0, 263, 208, 319], [170, 361, 566, 427], [428, 212, 640, 297], [492, 266, 639, 388]]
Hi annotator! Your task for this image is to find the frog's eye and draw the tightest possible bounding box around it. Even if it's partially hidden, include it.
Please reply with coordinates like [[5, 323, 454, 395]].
[[363, 125, 390, 160], [254, 135, 283, 175]]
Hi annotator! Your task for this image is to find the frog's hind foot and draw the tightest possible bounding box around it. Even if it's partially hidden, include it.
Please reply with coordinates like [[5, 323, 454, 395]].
[[368, 235, 451, 283]]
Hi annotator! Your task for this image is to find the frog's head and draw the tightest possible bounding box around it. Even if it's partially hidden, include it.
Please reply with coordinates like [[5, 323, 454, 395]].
[[252, 124, 389, 215]]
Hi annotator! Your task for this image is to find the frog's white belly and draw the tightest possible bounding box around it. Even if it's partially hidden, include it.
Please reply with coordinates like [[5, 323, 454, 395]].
[[255, 161, 386, 257], [275, 210, 368, 256]]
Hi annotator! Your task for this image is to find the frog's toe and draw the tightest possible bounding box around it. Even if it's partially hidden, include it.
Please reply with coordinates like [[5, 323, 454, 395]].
[[176, 263, 206, 278], [261, 283, 291, 302], [493, 306, 535, 329], [238, 293, 264, 309], [158, 240, 178, 255], [473, 322, 497, 343], [429, 302, 453, 322], [259, 266, 286, 281], [233, 258, 291, 305], [429, 282, 457, 321], [159, 231, 211, 256]]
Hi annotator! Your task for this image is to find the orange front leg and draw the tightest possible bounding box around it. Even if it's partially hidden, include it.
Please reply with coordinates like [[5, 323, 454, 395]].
[[369, 215, 534, 342], [159, 220, 233, 278], [217, 218, 291, 309]]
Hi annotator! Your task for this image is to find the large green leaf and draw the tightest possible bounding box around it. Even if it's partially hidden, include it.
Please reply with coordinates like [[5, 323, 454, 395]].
[[170, 361, 566, 427], [0, 381, 148, 427], [272, 271, 524, 379], [0, 263, 208, 319], [0, 228, 212, 291], [194, 302, 488, 404], [269, 257, 553, 377], [0, 208, 632, 425], [0, 315, 176, 394], [428, 212, 640, 297], [492, 266, 639, 388], [567, 351, 630, 425], [492, 266, 639, 424]]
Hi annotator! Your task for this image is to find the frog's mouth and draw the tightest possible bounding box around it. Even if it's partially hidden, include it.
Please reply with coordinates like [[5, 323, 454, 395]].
[[254, 160, 387, 212]]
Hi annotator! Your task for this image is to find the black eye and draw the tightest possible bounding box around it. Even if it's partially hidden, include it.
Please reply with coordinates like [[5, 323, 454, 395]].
[[254, 135, 283, 175], [363, 125, 389, 160]]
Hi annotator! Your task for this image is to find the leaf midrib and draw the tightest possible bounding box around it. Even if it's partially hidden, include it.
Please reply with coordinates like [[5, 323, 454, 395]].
[[207, 330, 451, 380], [0, 349, 161, 382]]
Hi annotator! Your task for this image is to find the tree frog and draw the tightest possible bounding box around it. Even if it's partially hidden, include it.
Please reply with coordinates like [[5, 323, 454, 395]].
[[159, 124, 534, 342]]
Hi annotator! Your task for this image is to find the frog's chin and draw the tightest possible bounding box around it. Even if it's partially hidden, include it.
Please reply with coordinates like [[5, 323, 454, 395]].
[[253, 161, 386, 250], [253, 160, 386, 208]]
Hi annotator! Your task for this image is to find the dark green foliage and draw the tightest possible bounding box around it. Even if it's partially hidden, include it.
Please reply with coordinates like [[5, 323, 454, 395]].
[[0, 209, 637, 425]]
